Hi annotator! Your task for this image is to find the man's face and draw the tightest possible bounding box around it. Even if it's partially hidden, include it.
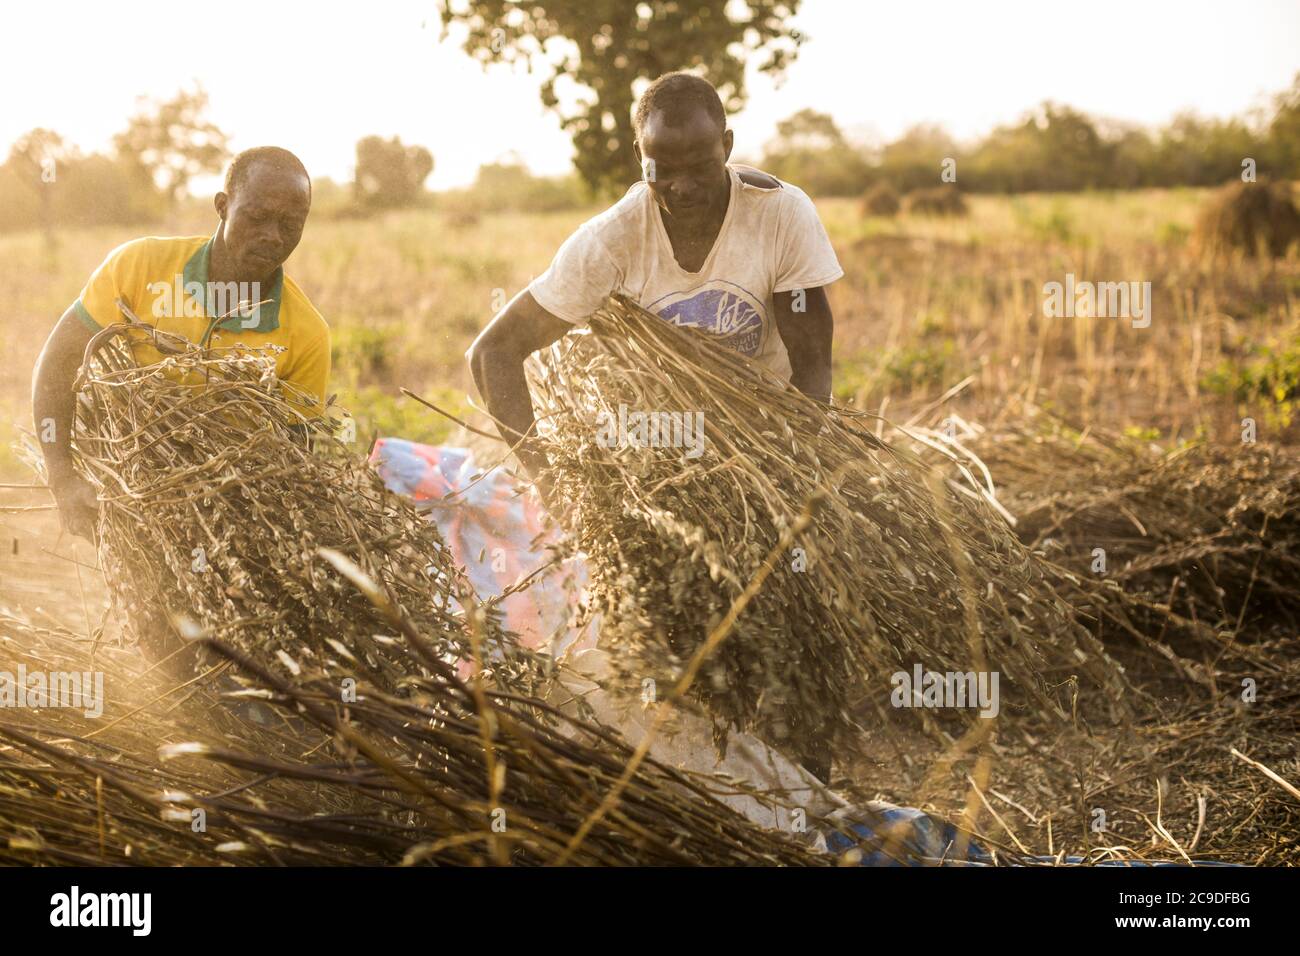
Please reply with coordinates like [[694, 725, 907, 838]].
[[215, 163, 311, 279], [637, 107, 733, 228]]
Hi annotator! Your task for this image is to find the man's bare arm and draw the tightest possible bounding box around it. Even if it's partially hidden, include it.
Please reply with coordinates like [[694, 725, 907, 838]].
[[465, 289, 572, 480], [773, 286, 834, 404], [32, 307, 99, 537]]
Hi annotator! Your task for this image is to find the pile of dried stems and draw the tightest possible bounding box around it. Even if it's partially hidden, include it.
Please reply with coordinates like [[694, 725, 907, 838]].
[[528, 296, 1131, 757], [70, 322, 526, 690], [0, 601, 834, 866], [7, 306, 1294, 866], [926, 411, 1300, 683], [840, 409, 1300, 864]]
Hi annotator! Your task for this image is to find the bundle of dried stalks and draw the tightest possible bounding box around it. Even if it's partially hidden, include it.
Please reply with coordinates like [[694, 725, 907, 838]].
[[527, 296, 1131, 758], [902, 186, 968, 217], [0, 606, 390, 865], [859, 183, 901, 217], [70, 321, 528, 690], [786, 412, 1300, 864]]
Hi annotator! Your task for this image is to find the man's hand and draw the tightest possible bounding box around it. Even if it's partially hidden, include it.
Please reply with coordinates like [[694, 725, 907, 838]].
[[49, 471, 99, 540], [511, 435, 564, 515]]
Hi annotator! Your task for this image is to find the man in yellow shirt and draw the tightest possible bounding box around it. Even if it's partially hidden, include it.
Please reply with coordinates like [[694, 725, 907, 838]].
[[32, 146, 330, 539]]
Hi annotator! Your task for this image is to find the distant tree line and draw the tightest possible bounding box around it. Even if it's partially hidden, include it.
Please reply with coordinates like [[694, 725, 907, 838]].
[[0, 88, 436, 234], [0, 87, 227, 234], [5, 71, 1299, 234], [760, 74, 1300, 197]]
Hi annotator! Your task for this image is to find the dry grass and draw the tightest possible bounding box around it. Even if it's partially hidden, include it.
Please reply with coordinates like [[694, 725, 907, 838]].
[[0, 601, 834, 866], [522, 313, 1300, 864], [2, 187, 1296, 477], [66, 319, 519, 684], [1, 185, 1297, 865], [966, 410, 1300, 642], [857, 406, 1300, 864]]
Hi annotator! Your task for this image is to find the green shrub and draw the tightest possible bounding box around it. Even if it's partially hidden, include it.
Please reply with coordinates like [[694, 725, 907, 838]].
[[331, 323, 402, 378], [883, 341, 960, 391], [1203, 335, 1300, 426]]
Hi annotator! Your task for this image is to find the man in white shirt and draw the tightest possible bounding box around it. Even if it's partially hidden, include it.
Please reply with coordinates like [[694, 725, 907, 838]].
[[466, 71, 844, 485], [467, 72, 845, 782]]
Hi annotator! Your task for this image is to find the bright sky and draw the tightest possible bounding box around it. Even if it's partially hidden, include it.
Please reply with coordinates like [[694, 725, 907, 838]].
[[2, 0, 1297, 191]]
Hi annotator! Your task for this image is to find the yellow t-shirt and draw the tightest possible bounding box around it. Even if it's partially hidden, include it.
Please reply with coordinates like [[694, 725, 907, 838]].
[[73, 235, 331, 417]]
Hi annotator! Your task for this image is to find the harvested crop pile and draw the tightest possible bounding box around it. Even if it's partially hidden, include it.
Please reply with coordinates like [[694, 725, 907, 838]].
[[0, 603, 831, 866], [71, 321, 529, 689], [0, 607, 387, 865], [1191, 179, 1300, 259], [3, 322, 843, 866], [528, 296, 1130, 760], [902, 186, 968, 217], [963, 415, 1300, 645], [863, 623, 1300, 865], [859, 183, 901, 217], [831, 414, 1300, 863]]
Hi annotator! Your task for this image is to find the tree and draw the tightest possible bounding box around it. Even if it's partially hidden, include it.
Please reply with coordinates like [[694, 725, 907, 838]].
[[770, 109, 848, 153], [55, 153, 166, 227], [113, 86, 230, 208], [1103, 123, 1158, 190], [1266, 72, 1300, 178], [353, 135, 434, 208], [5, 129, 68, 238], [436, 0, 804, 196], [1154, 112, 1262, 187], [760, 109, 871, 196], [965, 103, 1110, 192], [464, 158, 584, 212], [879, 124, 960, 193], [0, 132, 164, 234]]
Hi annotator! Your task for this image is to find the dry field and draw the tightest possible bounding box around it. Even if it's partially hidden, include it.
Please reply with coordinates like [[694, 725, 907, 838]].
[[1, 187, 1297, 864], [4, 188, 1295, 474]]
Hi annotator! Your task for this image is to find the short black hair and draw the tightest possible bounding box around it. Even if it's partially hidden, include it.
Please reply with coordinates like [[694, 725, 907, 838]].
[[634, 72, 726, 140], [223, 146, 311, 199]]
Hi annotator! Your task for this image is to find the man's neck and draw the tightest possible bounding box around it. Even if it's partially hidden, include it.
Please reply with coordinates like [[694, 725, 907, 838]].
[[661, 172, 731, 246]]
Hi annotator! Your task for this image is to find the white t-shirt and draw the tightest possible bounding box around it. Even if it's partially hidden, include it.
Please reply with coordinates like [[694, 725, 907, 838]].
[[528, 165, 843, 383]]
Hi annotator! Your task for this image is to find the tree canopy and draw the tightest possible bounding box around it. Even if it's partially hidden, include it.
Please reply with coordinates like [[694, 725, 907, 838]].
[[436, 0, 804, 196]]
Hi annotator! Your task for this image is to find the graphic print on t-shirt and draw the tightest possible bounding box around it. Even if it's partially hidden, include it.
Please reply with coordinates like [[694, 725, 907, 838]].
[[648, 282, 766, 358]]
